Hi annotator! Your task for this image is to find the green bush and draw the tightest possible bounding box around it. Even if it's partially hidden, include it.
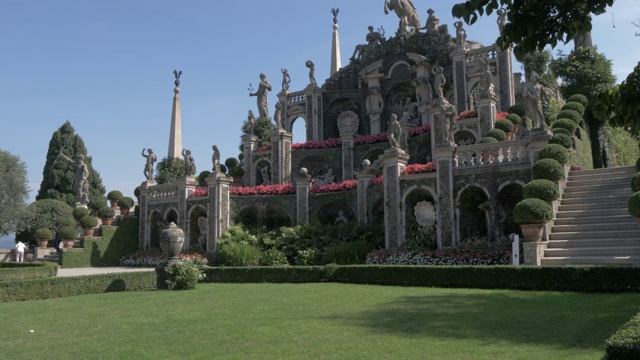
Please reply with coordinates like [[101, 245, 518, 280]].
[[603, 126, 640, 168], [507, 104, 525, 117], [321, 241, 375, 265], [59, 226, 78, 240], [295, 248, 321, 266], [34, 227, 53, 240], [197, 171, 211, 187], [552, 118, 577, 134], [628, 192, 640, 218], [0, 262, 58, 282], [56, 217, 76, 228], [134, 186, 141, 198], [506, 113, 522, 125], [224, 157, 240, 169], [79, 215, 98, 228], [551, 127, 571, 137], [523, 179, 560, 201], [494, 119, 514, 133], [88, 197, 107, 212], [107, 190, 123, 201], [537, 144, 569, 164], [219, 163, 228, 174], [15, 199, 73, 243], [165, 261, 205, 290], [549, 133, 574, 149], [478, 137, 498, 144], [72, 207, 89, 221], [636, 157, 640, 172], [605, 311, 640, 359], [261, 248, 289, 266], [229, 166, 245, 177], [567, 94, 588, 107], [512, 198, 553, 224], [118, 196, 134, 208], [631, 173, 640, 193], [556, 109, 582, 124], [97, 206, 115, 218], [532, 158, 564, 182], [217, 242, 261, 266], [485, 129, 507, 142], [561, 101, 585, 116]]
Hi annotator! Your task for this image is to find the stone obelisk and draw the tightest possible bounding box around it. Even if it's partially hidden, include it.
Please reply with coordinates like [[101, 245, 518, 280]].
[[330, 8, 342, 76], [168, 70, 183, 159]]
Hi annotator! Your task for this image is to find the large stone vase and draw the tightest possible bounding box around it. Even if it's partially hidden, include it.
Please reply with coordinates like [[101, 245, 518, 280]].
[[160, 222, 184, 265], [519, 223, 545, 243]]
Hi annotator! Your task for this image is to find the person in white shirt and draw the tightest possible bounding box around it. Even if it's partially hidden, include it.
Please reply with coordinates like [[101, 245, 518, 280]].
[[15, 241, 27, 262]]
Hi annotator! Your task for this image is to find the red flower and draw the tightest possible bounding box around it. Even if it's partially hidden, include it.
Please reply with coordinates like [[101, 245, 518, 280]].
[[404, 162, 437, 175]]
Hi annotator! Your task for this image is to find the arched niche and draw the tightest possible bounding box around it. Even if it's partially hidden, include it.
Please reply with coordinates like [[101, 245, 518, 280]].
[[187, 205, 207, 252], [453, 129, 477, 146], [149, 210, 162, 249], [255, 159, 272, 186], [164, 208, 178, 225], [498, 182, 524, 237], [324, 98, 361, 139], [456, 185, 490, 240], [402, 186, 438, 250], [316, 200, 356, 225], [296, 155, 337, 184], [235, 204, 292, 230]]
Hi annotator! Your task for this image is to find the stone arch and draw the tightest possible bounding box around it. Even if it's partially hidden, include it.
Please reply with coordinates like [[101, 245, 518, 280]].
[[186, 205, 207, 252], [455, 185, 490, 240], [316, 200, 356, 225], [325, 97, 361, 139], [255, 158, 273, 186], [149, 210, 162, 249], [164, 208, 178, 225], [468, 80, 483, 111], [296, 154, 338, 184], [286, 115, 310, 142], [388, 60, 412, 79], [402, 185, 438, 249], [384, 81, 416, 132], [498, 182, 524, 237], [453, 129, 478, 146], [235, 203, 292, 230]]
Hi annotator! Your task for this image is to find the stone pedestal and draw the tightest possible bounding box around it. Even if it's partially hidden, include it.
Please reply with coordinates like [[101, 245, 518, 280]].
[[434, 146, 456, 248], [356, 163, 376, 226], [497, 47, 515, 111], [176, 176, 197, 231], [270, 130, 293, 185], [477, 91, 499, 137], [381, 148, 409, 249], [138, 181, 152, 250], [295, 169, 313, 225], [205, 174, 232, 258], [527, 128, 553, 166], [338, 110, 359, 181], [523, 241, 547, 265], [243, 135, 259, 187]]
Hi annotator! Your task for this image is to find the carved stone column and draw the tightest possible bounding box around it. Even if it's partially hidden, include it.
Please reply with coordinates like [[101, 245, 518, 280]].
[[304, 86, 323, 141], [338, 111, 359, 180], [497, 47, 515, 111], [356, 160, 376, 226], [381, 148, 410, 249], [205, 174, 232, 258], [270, 129, 293, 185], [477, 90, 499, 138], [138, 181, 153, 250], [242, 135, 258, 187], [450, 47, 468, 113], [295, 168, 312, 225], [176, 176, 197, 231]]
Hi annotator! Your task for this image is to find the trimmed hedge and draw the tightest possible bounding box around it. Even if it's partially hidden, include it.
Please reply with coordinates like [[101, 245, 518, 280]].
[[636, 157, 640, 172], [532, 158, 565, 182], [507, 104, 525, 117], [537, 144, 569, 164], [552, 118, 577, 134], [478, 137, 498, 144], [567, 94, 588, 107], [513, 198, 553, 224], [72, 207, 89, 221], [549, 133, 574, 149], [523, 179, 560, 201], [628, 192, 640, 218], [556, 109, 582, 124], [631, 173, 640, 193], [486, 128, 507, 142], [551, 127, 571, 137], [561, 101, 585, 116], [506, 113, 522, 125], [605, 311, 640, 359], [107, 190, 123, 201], [0, 271, 155, 302], [494, 119, 514, 133], [0, 262, 58, 281]]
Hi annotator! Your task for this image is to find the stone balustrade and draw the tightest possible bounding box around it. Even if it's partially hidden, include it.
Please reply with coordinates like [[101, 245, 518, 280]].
[[287, 92, 306, 104], [465, 45, 497, 63], [148, 184, 180, 202], [455, 139, 529, 168]]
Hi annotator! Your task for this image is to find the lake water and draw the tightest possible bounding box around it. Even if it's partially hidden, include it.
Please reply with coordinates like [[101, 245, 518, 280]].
[[0, 235, 16, 249]]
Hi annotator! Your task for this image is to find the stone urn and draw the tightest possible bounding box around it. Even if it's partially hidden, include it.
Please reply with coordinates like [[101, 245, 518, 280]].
[[519, 223, 545, 243], [160, 222, 184, 264]]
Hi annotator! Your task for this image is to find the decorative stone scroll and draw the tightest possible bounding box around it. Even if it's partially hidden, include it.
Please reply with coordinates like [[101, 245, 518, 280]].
[[337, 111, 359, 135]]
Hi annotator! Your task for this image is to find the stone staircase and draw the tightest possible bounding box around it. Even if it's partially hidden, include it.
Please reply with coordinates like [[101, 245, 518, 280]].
[[542, 166, 640, 265], [40, 239, 84, 264]]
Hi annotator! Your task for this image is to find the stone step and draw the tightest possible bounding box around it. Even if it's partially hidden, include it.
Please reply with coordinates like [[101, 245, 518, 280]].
[[549, 229, 640, 240], [541, 255, 640, 266], [556, 207, 629, 218], [547, 238, 640, 248], [560, 194, 629, 206], [562, 186, 629, 197], [557, 204, 627, 213], [553, 215, 636, 226], [544, 246, 640, 257], [566, 175, 632, 187], [568, 166, 635, 178], [552, 222, 639, 233], [41, 254, 60, 263]]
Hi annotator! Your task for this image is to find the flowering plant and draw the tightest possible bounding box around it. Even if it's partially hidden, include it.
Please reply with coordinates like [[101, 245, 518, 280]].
[[292, 138, 341, 150], [256, 145, 271, 152], [355, 133, 388, 145], [409, 123, 431, 137], [496, 111, 508, 120], [456, 110, 477, 120], [311, 179, 358, 194], [570, 165, 582, 171], [370, 175, 384, 186], [191, 187, 208, 197], [404, 162, 436, 175], [230, 183, 296, 196], [120, 250, 208, 267]]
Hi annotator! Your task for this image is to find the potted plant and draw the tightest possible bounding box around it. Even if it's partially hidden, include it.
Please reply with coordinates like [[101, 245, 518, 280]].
[[72, 207, 89, 224], [513, 198, 553, 242], [494, 119, 514, 140], [79, 215, 98, 237], [531, 158, 565, 183], [59, 226, 78, 249], [34, 227, 53, 248], [628, 192, 640, 223], [97, 206, 116, 226], [107, 190, 123, 208], [118, 196, 134, 216], [506, 113, 522, 135], [88, 197, 107, 216]]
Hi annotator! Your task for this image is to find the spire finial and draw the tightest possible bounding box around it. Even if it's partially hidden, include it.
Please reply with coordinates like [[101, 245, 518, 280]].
[[331, 8, 339, 25], [173, 70, 182, 87]]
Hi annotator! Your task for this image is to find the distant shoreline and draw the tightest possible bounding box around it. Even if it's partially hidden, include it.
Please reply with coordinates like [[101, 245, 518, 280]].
[[0, 235, 16, 250]]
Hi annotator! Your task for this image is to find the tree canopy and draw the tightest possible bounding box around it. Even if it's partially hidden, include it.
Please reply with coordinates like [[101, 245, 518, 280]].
[[614, 62, 640, 134], [15, 199, 73, 243], [36, 121, 106, 207], [239, 117, 276, 151], [0, 150, 29, 236], [452, 0, 614, 59], [155, 157, 186, 184]]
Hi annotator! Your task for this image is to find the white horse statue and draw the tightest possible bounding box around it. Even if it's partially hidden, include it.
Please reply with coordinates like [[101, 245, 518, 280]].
[[384, 0, 421, 34]]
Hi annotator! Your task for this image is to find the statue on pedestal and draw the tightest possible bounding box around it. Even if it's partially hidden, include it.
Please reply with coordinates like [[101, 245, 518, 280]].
[[306, 60, 316, 85], [212, 145, 221, 174], [350, 26, 385, 61], [424, 8, 440, 35], [431, 66, 446, 99], [281, 68, 290, 92], [523, 72, 546, 129], [249, 73, 272, 118], [388, 114, 402, 149], [438, 100, 457, 144], [59, 151, 90, 206], [414, 77, 433, 104], [497, 8, 507, 34], [274, 102, 283, 129], [384, 0, 421, 35], [454, 21, 467, 49], [246, 110, 256, 135], [142, 148, 157, 182], [182, 149, 195, 176], [366, 87, 384, 133]]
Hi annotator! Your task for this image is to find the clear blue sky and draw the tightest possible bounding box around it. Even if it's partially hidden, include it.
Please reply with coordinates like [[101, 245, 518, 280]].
[[1, 0, 638, 203]]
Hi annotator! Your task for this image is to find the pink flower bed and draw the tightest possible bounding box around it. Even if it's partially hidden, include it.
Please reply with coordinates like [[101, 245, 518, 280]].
[[256, 145, 271, 152], [311, 179, 358, 194], [355, 133, 388, 145], [230, 183, 296, 196], [456, 110, 477, 120], [370, 175, 384, 186], [191, 187, 208, 197], [409, 123, 431, 137], [496, 111, 508, 120], [404, 162, 436, 175], [292, 138, 341, 149]]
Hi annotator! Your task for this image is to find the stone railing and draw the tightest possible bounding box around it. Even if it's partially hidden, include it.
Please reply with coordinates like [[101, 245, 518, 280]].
[[147, 184, 179, 202], [466, 45, 497, 63], [287, 91, 306, 104], [454, 139, 529, 168]]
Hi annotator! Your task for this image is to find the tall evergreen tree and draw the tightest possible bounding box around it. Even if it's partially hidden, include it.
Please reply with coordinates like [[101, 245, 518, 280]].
[[36, 121, 106, 207], [0, 149, 29, 235]]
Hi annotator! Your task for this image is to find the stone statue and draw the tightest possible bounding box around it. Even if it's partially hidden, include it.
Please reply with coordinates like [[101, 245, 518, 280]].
[[366, 87, 384, 117], [431, 66, 445, 99], [424, 8, 440, 35], [246, 110, 256, 135], [384, 0, 421, 34], [523, 72, 546, 129], [414, 77, 433, 104], [388, 114, 402, 149], [212, 145, 221, 173], [414, 201, 436, 229], [350, 26, 385, 61], [334, 210, 348, 225], [274, 102, 283, 129], [402, 96, 418, 122], [182, 149, 194, 176], [196, 216, 207, 249], [454, 21, 467, 48], [439, 100, 457, 144], [306, 60, 316, 85], [480, 56, 494, 92], [260, 165, 271, 185], [249, 73, 272, 118], [497, 8, 507, 34], [314, 168, 335, 186], [281, 68, 290, 92], [141, 148, 157, 182], [337, 110, 360, 135], [59, 151, 90, 206]]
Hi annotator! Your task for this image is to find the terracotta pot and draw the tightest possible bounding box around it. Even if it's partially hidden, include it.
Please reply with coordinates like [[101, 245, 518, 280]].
[[109, 200, 118, 208], [83, 227, 95, 237], [119, 207, 130, 216], [520, 223, 545, 242], [506, 132, 513, 141], [62, 239, 75, 249], [102, 217, 113, 226], [36, 239, 50, 248]]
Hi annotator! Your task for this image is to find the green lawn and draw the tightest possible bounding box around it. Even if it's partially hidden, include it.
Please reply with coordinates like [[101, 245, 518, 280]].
[[2, 283, 639, 359]]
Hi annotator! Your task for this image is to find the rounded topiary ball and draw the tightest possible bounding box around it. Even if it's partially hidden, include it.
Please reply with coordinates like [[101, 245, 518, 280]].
[[79, 215, 98, 228], [551, 127, 571, 137], [532, 158, 565, 182], [628, 192, 640, 217], [537, 144, 569, 164], [34, 227, 54, 240], [224, 157, 239, 169], [513, 198, 553, 224], [507, 104, 526, 117], [635, 157, 640, 172], [72, 207, 89, 221], [567, 94, 588, 107], [118, 196, 134, 208], [506, 113, 522, 125], [59, 226, 78, 240], [97, 206, 116, 219], [523, 179, 560, 201], [88, 197, 107, 212], [631, 173, 640, 193], [552, 118, 577, 134], [56, 217, 76, 228], [478, 137, 498, 144], [494, 119, 514, 133], [549, 133, 573, 149], [556, 110, 582, 124], [561, 101, 585, 116], [107, 190, 123, 201], [486, 128, 507, 142]]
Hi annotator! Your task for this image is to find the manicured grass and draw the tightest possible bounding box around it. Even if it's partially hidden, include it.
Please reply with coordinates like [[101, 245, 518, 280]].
[[2, 283, 639, 359]]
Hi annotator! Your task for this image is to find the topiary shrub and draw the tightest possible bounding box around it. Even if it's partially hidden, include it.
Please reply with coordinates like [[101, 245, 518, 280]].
[[72, 207, 89, 221], [561, 101, 585, 116], [88, 197, 107, 213], [523, 179, 560, 201], [15, 199, 73, 243], [219, 164, 228, 174], [567, 94, 588, 107], [478, 137, 498, 144], [118, 196, 134, 208], [165, 261, 205, 290], [224, 157, 240, 169], [134, 186, 141, 198], [628, 192, 640, 217], [494, 119, 514, 133], [512, 198, 553, 224], [636, 157, 640, 172], [537, 144, 569, 164], [59, 226, 78, 240], [506, 113, 522, 125], [551, 127, 571, 137], [107, 190, 123, 202], [531, 158, 564, 182], [229, 167, 245, 177], [552, 118, 577, 134], [79, 215, 98, 229], [549, 133, 573, 149], [485, 129, 507, 142], [507, 104, 525, 117], [631, 173, 640, 193], [34, 227, 53, 240], [196, 171, 211, 187], [97, 206, 116, 219], [556, 109, 582, 124], [238, 153, 245, 161], [56, 217, 76, 228]]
